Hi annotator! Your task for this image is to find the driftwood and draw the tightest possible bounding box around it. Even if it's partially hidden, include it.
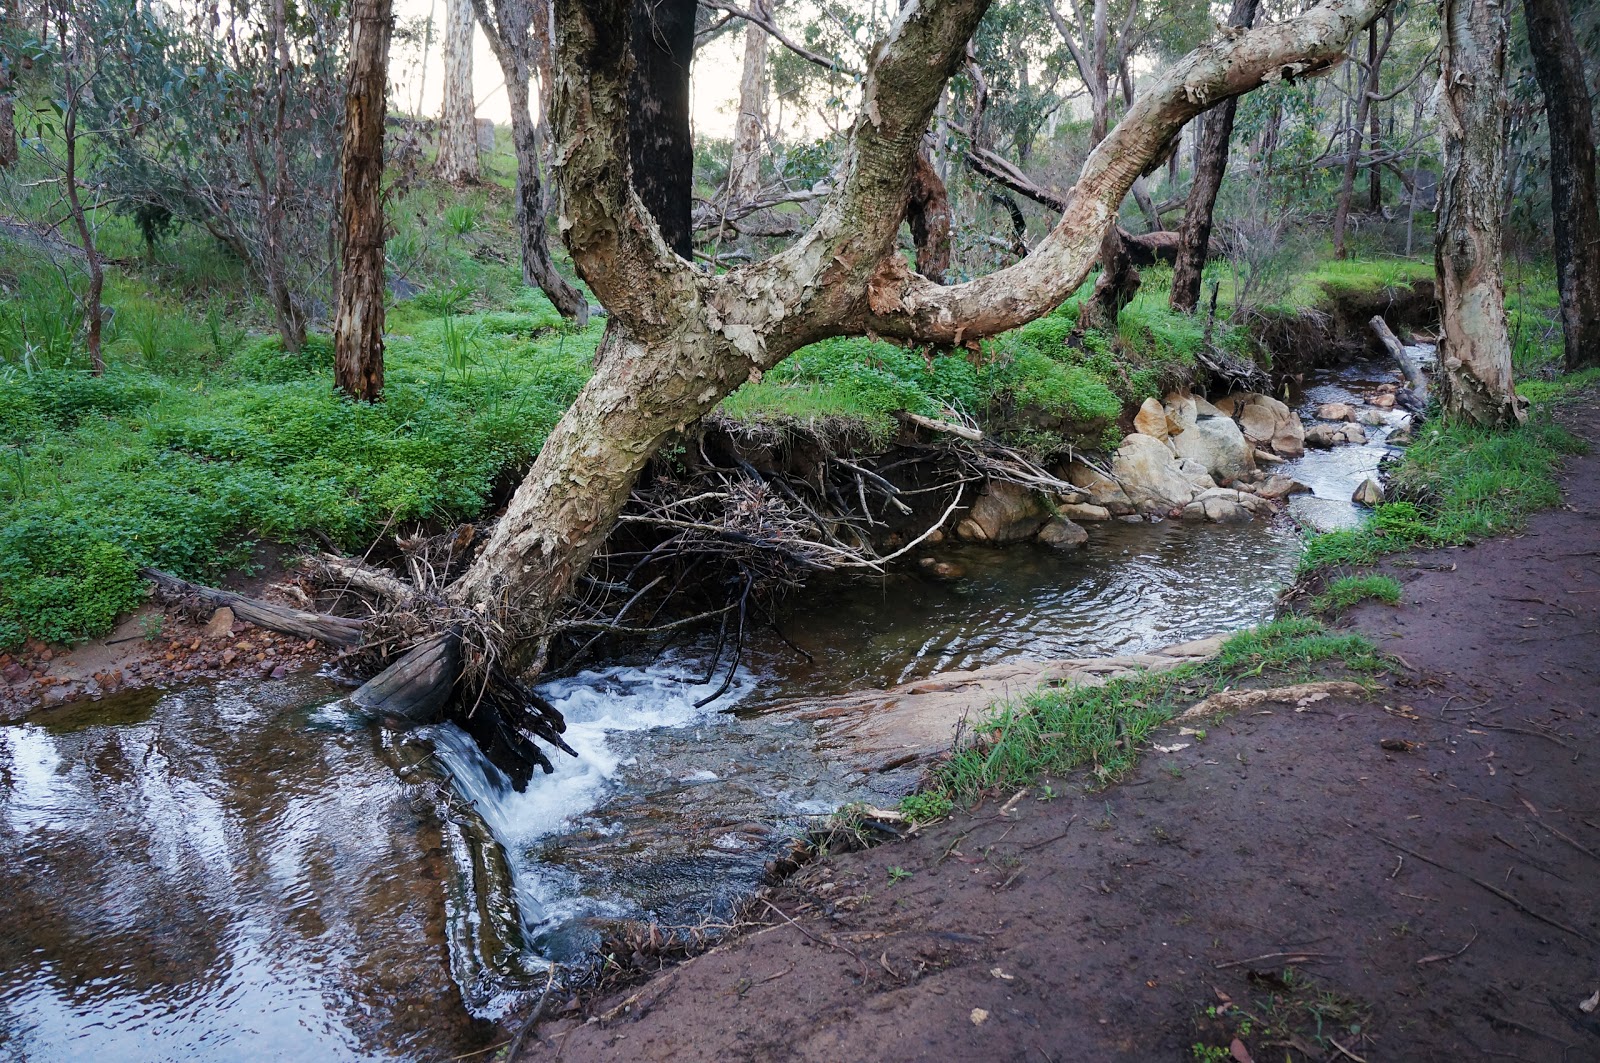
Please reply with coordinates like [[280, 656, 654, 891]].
[[142, 568, 366, 647], [1371, 315, 1429, 401], [898, 411, 984, 441], [351, 630, 460, 722]]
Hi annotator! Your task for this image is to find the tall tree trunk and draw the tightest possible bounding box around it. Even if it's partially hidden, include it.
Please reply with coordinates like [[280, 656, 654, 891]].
[[437, 0, 481, 183], [1170, 0, 1260, 313], [0, 22, 16, 171], [1366, 23, 1382, 211], [1436, 0, 1523, 426], [727, 0, 769, 204], [1333, 15, 1390, 259], [264, 0, 306, 352], [333, 0, 393, 402], [1524, 0, 1600, 370], [59, 12, 104, 375], [628, 0, 697, 258], [470, 0, 589, 322]]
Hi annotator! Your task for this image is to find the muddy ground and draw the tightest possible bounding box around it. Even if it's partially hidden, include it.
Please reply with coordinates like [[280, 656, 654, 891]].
[[538, 392, 1600, 1062]]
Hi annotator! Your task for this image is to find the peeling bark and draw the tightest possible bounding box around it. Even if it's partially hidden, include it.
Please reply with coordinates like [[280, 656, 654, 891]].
[[906, 150, 952, 283], [1524, 0, 1600, 371], [1435, 0, 1523, 426], [333, 0, 392, 402], [727, 0, 769, 205], [437, 0, 482, 183]]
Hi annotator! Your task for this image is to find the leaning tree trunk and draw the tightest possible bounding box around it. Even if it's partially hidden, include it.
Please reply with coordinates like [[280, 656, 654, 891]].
[[332, 0, 393, 402], [436, 0, 481, 184], [469, 0, 589, 322], [1524, 0, 1600, 371], [1170, 0, 1260, 313], [726, 0, 769, 205], [1435, 0, 1522, 426], [628, 0, 697, 258]]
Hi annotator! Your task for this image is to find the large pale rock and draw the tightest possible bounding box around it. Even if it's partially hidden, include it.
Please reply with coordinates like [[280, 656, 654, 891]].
[[955, 481, 1049, 543], [1233, 393, 1305, 458], [1109, 433, 1201, 513], [1037, 518, 1088, 551], [1305, 422, 1368, 449], [203, 606, 236, 639], [1170, 413, 1253, 485], [1352, 478, 1385, 507], [1258, 475, 1312, 501], [1133, 398, 1170, 441], [1057, 502, 1111, 521], [1316, 402, 1357, 422], [1066, 461, 1135, 514]]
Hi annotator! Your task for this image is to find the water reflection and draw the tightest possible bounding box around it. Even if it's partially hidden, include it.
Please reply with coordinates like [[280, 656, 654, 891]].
[[0, 677, 498, 1062]]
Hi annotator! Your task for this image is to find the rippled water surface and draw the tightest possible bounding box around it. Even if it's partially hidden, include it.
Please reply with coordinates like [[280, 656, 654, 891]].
[[0, 357, 1417, 1060]]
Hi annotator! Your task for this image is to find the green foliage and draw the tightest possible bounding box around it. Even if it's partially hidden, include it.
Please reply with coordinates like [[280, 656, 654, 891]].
[[1311, 575, 1402, 614], [930, 619, 1381, 799], [897, 792, 953, 823]]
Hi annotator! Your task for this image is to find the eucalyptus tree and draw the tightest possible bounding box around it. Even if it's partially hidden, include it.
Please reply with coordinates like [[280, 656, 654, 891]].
[[437, 0, 482, 183], [352, 0, 1391, 775]]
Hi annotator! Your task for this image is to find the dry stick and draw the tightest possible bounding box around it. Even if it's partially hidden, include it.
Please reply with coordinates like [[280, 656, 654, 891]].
[[505, 964, 559, 1060], [1213, 951, 1331, 970], [1416, 927, 1478, 966], [1022, 815, 1079, 851], [1327, 1037, 1370, 1063], [1378, 837, 1598, 945], [1537, 821, 1600, 863]]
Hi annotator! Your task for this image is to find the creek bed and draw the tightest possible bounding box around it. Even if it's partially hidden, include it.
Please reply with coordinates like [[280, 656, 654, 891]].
[[0, 353, 1421, 1060]]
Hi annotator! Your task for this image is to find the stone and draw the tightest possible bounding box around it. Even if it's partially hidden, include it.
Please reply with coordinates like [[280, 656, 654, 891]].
[[917, 557, 965, 580], [1359, 409, 1388, 426], [1182, 496, 1251, 523], [203, 606, 236, 640], [1257, 475, 1312, 501], [1066, 461, 1135, 511], [1057, 502, 1111, 521], [1133, 397, 1170, 441], [1315, 401, 1357, 422], [1235, 393, 1305, 458], [1352, 478, 1385, 507], [1170, 412, 1253, 485], [1192, 394, 1225, 419], [1305, 422, 1368, 449], [1175, 457, 1218, 490], [475, 117, 497, 153], [1387, 426, 1414, 446], [955, 480, 1049, 543], [1253, 448, 1285, 465], [1211, 394, 1239, 417], [1370, 392, 1396, 409], [1109, 433, 1201, 513], [1037, 518, 1088, 551]]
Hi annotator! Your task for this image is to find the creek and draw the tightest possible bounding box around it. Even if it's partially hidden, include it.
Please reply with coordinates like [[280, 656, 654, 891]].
[[0, 350, 1424, 1061]]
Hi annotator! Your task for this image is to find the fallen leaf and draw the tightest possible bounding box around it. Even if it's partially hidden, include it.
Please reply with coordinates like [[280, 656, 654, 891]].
[[989, 968, 1014, 981], [1230, 1037, 1255, 1063], [1581, 989, 1599, 1014], [1380, 738, 1422, 752], [1153, 742, 1190, 753], [969, 1008, 989, 1026]]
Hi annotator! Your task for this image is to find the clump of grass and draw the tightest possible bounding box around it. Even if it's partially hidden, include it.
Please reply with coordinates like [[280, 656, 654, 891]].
[[931, 618, 1382, 798], [897, 792, 952, 824], [1298, 408, 1585, 578], [1311, 574, 1402, 614]]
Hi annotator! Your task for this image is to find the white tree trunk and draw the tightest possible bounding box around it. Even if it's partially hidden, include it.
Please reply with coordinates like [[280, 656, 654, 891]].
[[437, 0, 481, 183], [1435, 0, 1523, 426], [727, 0, 770, 204]]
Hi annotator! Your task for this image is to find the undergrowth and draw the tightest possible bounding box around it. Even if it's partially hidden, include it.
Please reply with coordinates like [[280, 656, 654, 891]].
[[900, 618, 1382, 812], [1310, 574, 1402, 614]]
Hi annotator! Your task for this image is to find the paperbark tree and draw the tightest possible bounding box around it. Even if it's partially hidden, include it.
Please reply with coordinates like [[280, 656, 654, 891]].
[[437, 0, 1386, 696], [727, 0, 770, 204], [332, 0, 393, 402], [437, 0, 482, 183], [1170, 0, 1261, 314], [1435, 0, 1523, 425], [470, 0, 589, 322], [1524, 0, 1600, 371]]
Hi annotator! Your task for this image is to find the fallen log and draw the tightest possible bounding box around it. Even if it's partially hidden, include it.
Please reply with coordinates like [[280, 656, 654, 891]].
[[1370, 315, 1429, 402], [142, 568, 366, 647]]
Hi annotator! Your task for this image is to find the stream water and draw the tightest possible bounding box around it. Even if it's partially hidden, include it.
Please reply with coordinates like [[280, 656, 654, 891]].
[[0, 352, 1425, 1060]]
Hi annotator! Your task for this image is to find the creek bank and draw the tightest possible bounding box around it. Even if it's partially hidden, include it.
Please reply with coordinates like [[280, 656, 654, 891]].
[[537, 391, 1600, 1063]]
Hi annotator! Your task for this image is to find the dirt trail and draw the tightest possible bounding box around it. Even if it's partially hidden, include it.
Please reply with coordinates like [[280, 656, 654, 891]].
[[538, 392, 1600, 1062]]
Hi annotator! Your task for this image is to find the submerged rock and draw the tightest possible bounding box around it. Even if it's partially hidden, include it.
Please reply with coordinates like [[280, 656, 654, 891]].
[[1305, 422, 1368, 448], [1057, 501, 1111, 521], [955, 481, 1049, 543], [1316, 401, 1358, 422], [1037, 517, 1088, 551], [1359, 409, 1388, 426], [917, 557, 966, 580]]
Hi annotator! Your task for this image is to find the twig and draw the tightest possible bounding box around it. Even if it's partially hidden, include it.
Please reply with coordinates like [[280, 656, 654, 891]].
[[1213, 951, 1330, 970], [1328, 1037, 1369, 1063], [1416, 928, 1478, 966], [1378, 837, 1598, 944]]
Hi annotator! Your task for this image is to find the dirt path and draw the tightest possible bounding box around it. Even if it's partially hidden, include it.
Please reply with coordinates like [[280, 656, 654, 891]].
[[538, 392, 1600, 1062]]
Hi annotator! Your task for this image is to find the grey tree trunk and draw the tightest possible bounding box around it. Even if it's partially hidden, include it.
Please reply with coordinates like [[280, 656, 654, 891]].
[[470, 0, 588, 323], [1524, 0, 1600, 371], [333, 0, 393, 402], [727, 0, 769, 204], [628, 0, 697, 259], [1170, 0, 1260, 314], [437, 0, 482, 183], [1435, 0, 1523, 426], [1333, 15, 1390, 259]]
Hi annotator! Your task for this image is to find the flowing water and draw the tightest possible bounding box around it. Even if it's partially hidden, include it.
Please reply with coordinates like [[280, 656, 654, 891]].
[[0, 353, 1424, 1060]]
